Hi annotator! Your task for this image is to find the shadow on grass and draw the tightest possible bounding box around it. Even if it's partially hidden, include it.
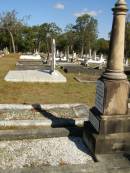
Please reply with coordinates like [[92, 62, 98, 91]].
[[32, 103, 97, 162]]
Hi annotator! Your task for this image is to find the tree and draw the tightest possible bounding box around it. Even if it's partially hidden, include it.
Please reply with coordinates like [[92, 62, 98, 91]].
[[18, 26, 37, 52], [74, 14, 98, 56], [0, 29, 10, 50], [38, 23, 62, 52], [0, 10, 24, 53], [96, 38, 109, 55], [125, 14, 130, 58], [64, 24, 77, 53], [57, 33, 67, 51]]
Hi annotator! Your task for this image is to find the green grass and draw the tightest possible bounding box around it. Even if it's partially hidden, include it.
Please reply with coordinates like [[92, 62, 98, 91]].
[[128, 57, 130, 63], [0, 54, 96, 106]]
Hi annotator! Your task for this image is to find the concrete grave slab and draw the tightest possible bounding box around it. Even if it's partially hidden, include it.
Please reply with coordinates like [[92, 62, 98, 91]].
[[0, 103, 89, 130], [20, 54, 42, 60], [4, 70, 67, 83], [0, 137, 93, 169]]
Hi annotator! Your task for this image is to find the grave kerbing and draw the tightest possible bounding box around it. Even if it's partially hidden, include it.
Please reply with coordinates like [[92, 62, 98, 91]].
[[83, 0, 130, 154]]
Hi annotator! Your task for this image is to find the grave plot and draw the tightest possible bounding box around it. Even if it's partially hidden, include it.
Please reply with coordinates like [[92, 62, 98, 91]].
[[1, 0, 130, 172], [59, 63, 103, 83], [75, 74, 100, 83], [0, 103, 89, 130], [0, 103, 94, 169], [5, 70, 67, 83], [4, 39, 67, 83], [0, 137, 93, 169], [0, 103, 130, 171], [16, 59, 49, 71], [61, 64, 104, 74]]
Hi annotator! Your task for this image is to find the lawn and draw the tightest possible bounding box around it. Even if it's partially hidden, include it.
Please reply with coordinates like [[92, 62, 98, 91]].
[[0, 54, 96, 106]]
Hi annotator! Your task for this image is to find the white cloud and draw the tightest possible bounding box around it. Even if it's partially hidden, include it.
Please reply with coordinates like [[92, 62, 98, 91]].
[[54, 3, 64, 10], [73, 9, 102, 17]]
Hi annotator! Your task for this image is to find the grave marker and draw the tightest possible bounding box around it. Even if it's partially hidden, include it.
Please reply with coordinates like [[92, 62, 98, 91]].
[[51, 39, 56, 74], [83, 0, 130, 154]]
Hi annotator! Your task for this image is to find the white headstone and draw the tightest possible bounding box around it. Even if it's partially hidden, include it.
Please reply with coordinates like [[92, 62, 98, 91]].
[[51, 39, 56, 74], [60, 51, 63, 58], [125, 59, 128, 66], [56, 50, 59, 57], [3, 47, 9, 55], [89, 49, 92, 58], [73, 51, 77, 59], [94, 51, 97, 60]]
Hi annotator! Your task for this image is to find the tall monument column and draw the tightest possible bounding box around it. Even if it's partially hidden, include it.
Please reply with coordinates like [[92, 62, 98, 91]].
[[103, 0, 128, 80], [83, 0, 130, 154], [50, 39, 56, 74]]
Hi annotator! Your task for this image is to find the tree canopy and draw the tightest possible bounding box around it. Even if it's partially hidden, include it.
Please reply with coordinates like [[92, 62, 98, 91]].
[[0, 10, 24, 53], [0, 10, 111, 56], [125, 14, 130, 58], [74, 14, 98, 56]]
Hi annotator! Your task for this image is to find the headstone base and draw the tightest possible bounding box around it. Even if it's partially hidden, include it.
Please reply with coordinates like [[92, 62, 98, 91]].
[[83, 77, 130, 154], [95, 78, 129, 115], [83, 107, 130, 154], [83, 123, 130, 154], [89, 107, 130, 134]]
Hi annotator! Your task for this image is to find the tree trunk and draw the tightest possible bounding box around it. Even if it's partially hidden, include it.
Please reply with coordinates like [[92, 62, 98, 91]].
[[80, 45, 84, 58], [70, 45, 73, 53], [8, 30, 15, 53], [67, 46, 70, 62], [38, 41, 41, 52], [46, 39, 51, 64], [9, 41, 11, 52]]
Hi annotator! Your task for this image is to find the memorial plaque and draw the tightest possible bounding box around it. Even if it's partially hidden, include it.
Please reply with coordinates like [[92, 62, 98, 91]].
[[95, 80, 104, 113], [89, 111, 100, 131]]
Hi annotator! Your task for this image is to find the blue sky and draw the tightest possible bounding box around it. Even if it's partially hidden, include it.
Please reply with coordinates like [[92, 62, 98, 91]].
[[0, 0, 129, 39]]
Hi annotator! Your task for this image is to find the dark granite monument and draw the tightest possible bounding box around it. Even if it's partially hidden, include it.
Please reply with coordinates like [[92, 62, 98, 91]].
[[83, 0, 130, 154]]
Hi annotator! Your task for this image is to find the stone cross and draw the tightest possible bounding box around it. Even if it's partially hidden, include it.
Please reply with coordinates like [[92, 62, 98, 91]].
[[51, 39, 56, 74], [83, 0, 130, 154]]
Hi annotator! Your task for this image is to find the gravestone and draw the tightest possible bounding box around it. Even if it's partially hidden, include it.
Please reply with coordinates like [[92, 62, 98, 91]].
[[3, 47, 9, 55], [93, 51, 97, 60], [89, 49, 92, 58], [73, 51, 77, 59], [50, 39, 56, 74], [56, 50, 60, 58], [83, 0, 130, 154]]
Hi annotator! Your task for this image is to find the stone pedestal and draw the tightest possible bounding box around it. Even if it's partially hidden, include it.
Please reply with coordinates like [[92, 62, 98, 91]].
[[95, 78, 129, 115], [83, 122, 130, 154], [83, 78, 130, 154], [83, 0, 130, 154]]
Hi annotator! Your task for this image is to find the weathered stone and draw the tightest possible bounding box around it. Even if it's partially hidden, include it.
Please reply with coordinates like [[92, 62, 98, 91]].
[[103, 0, 128, 80], [95, 78, 129, 115], [5, 70, 67, 83], [0, 127, 83, 141], [83, 0, 130, 155], [89, 107, 130, 135], [83, 124, 130, 154]]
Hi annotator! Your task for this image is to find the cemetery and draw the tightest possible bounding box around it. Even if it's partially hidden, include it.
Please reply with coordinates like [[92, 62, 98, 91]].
[[4, 39, 67, 83], [0, 0, 130, 172]]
